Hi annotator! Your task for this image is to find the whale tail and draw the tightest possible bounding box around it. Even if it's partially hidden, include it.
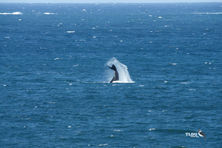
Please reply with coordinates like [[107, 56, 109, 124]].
[[108, 64, 119, 83], [106, 57, 134, 83]]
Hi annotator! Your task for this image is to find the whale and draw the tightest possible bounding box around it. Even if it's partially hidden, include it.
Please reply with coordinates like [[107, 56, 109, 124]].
[[108, 64, 119, 83], [106, 57, 134, 83], [198, 129, 205, 138]]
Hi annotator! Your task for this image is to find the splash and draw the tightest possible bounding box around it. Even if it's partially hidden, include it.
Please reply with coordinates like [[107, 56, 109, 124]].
[[106, 57, 134, 83], [0, 12, 23, 15]]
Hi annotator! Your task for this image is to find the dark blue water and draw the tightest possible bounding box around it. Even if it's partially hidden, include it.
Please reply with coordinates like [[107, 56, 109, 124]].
[[0, 3, 222, 147]]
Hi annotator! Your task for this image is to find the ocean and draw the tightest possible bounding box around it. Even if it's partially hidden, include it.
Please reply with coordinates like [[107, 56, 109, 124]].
[[0, 3, 222, 147]]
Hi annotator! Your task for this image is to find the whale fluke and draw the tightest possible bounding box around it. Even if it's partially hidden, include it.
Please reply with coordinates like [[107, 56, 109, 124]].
[[108, 64, 119, 83], [106, 57, 134, 83]]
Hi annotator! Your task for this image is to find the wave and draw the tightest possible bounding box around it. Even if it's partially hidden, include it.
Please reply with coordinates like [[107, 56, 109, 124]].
[[106, 57, 134, 83], [66, 30, 75, 34], [0, 12, 23, 15], [43, 12, 56, 15], [193, 12, 222, 15]]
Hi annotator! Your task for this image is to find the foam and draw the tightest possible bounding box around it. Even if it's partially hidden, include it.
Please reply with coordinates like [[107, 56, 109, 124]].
[[73, 64, 79, 67], [164, 80, 168, 83], [43, 12, 56, 15], [66, 30, 75, 34], [54, 58, 60, 60], [82, 9, 87, 12], [180, 81, 190, 85], [112, 81, 134, 83], [170, 63, 177, 66], [148, 128, 156, 131], [98, 144, 108, 147], [0, 12, 23, 15]]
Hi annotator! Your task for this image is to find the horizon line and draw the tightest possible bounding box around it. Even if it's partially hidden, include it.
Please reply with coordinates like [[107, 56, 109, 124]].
[[0, 1, 221, 4]]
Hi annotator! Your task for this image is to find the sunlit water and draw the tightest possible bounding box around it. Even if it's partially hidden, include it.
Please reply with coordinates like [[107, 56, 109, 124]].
[[0, 3, 222, 147]]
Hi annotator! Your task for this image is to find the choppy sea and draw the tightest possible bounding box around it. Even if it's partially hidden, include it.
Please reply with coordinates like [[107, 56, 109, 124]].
[[0, 3, 222, 147]]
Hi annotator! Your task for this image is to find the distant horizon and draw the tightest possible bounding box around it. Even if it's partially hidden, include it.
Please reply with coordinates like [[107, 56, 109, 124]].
[[0, 0, 221, 4], [0, 1, 221, 3]]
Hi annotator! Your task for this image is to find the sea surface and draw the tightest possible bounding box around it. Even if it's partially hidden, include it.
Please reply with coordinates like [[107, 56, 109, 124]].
[[0, 3, 222, 147]]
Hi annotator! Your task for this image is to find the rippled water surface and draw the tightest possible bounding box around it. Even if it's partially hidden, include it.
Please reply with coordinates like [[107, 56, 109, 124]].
[[0, 3, 222, 147]]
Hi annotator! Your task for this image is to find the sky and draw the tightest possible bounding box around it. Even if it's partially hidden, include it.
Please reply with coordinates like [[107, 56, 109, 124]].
[[0, 0, 221, 3]]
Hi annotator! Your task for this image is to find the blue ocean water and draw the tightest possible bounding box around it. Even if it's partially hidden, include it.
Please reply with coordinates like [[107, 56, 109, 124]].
[[0, 3, 222, 147]]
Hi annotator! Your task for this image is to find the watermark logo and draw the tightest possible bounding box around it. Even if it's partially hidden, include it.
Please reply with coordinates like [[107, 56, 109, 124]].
[[185, 129, 205, 138]]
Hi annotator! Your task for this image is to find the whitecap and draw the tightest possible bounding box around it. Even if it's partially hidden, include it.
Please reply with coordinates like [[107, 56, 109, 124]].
[[148, 128, 156, 131], [66, 30, 75, 34], [54, 58, 60, 60], [43, 12, 56, 15], [73, 64, 79, 67], [164, 80, 168, 83], [98, 144, 108, 147], [158, 16, 163, 19], [0, 12, 23, 15], [113, 129, 122, 132], [110, 134, 114, 137], [180, 81, 190, 85], [204, 61, 212, 65], [82, 9, 87, 12], [188, 88, 196, 91], [170, 63, 177, 66], [57, 22, 63, 27], [148, 110, 152, 112]]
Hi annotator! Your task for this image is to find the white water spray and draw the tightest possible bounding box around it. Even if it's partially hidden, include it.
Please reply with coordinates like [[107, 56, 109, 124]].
[[106, 57, 134, 83]]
